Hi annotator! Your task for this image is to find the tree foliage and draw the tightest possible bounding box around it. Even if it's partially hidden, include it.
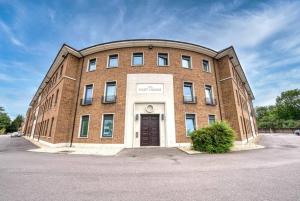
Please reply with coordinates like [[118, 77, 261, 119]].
[[275, 89, 300, 120], [6, 115, 24, 133], [0, 106, 23, 134], [256, 89, 300, 129], [0, 107, 11, 134]]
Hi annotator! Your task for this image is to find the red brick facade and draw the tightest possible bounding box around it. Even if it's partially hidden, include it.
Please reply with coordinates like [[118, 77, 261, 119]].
[[23, 40, 257, 146]]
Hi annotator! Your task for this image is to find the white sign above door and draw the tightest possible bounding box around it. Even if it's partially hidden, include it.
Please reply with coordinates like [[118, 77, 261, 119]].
[[136, 84, 164, 94]]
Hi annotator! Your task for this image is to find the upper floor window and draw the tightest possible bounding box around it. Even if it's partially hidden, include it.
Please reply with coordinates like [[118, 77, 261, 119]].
[[103, 81, 116, 103], [88, 58, 96, 71], [101, 114, 114, 138], [183, 82, 196, 103], [158, 53, 169, 66], [203, 60, 210, 72], [182, 55, 191, 68], [79, 115, 89, 138], [82, 84, 93, 105], [54, 89, 59, 105], [108, 54, 118, 68], [59, 65, 63, 77], [205, 85, 215, 105], [185, 114, 196, 136], [208, 115, 216, 125], [132, 52, 143, 66]]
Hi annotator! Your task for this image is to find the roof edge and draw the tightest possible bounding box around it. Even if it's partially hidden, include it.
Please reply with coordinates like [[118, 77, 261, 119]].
[[215, 46, 255, 99]]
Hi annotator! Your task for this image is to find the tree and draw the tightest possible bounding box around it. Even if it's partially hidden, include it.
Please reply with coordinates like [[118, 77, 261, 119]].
[[6, 115, 24, 133], [0, 107, 11, 134], [276, 89, 300, 120], [255, 89, 300, 129]]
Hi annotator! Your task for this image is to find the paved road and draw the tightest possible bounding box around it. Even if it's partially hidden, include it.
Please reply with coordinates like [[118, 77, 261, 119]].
[[1, 134, 300, 201]]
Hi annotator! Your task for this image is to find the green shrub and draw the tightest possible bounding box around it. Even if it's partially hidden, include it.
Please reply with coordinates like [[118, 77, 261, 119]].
[[191, 121, 235, 153]]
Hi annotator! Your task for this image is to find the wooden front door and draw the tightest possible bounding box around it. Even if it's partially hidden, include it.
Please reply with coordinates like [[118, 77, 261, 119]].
[[140, 114, 160, 146]]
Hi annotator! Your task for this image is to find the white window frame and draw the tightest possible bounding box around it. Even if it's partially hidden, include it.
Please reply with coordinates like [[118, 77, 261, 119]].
[[183, 81, 195, 100], [82, 83, 94, 103], [185, 113, 197, 137], [157, 52, 170, 67], [107, 53, 119, 68], [78, 114, 90, 138], [181, 55, 192, 69], [202, 59, 211, 73], [131, 52, 144, 66], [103, 80, 117, 100], [204, 84, 214, 102], [86, 58, 97, 72], [100, 113, 115, 138], [208, 114, 216, 125]]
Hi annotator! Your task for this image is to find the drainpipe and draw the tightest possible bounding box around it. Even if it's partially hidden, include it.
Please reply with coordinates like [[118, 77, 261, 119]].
[[70, 53, 84, 147]]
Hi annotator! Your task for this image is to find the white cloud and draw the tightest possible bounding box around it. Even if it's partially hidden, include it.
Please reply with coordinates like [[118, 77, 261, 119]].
[[0, 73, 14, 82], [0, 20, 25, 47]]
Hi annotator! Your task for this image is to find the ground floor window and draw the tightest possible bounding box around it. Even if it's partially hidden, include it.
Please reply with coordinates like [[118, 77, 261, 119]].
[[185, 114, 196, 136], [80, 115, 89, 137], [102, 114, 114, 137], [208, 115, 216, 124]]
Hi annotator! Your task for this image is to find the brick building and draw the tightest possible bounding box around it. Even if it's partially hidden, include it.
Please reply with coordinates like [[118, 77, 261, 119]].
[[23, 39, 258, 149]]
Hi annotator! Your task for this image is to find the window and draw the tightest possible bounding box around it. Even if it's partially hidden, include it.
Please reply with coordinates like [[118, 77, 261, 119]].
[[88, 58, 96, 71], [208, 115, 216, 125], [185, 114, 196, 136], [104, 81, 116, 103], [182, 55, 191, 68], [80, 115, 89, 137], [205, 85, 214, 105], [50, 94, 54, 108], [203, 60, 210, 72], [158, 53, 168, 66], [102, 114, 114, 137], [183, 82, 195, 103], [59, 65, 63, 77], [49, 117, 54, 137], [45, 119, 49, 136], [108, 54, 118, 68], [83, 84, 93, 105], [55, 89, 59, 105], [132, 53, 143, 66], [236, 90, 240, 105]]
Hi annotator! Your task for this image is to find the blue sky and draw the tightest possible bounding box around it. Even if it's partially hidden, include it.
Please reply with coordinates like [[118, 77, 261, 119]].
[[0, 0, 300, 119]]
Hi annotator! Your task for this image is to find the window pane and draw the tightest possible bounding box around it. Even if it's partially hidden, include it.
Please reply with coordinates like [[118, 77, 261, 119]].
[[209, 115, 216, 124], [85, 85, 93, 99], [106, 84, 116, 96], [205, 86, 212, 101], [184, 83, 193, 101], [158, 53, 168, 66], [80, 116, 89, 137], [89, 59, 96, 71], [102, 114, 113, 137], [105, 82, 116, 102], [182, 56, 191, 68], [203, 60, 209, 72], [133, 53, 143, 65], [109, 55, 118, 67], [186, 114, 195, 136]]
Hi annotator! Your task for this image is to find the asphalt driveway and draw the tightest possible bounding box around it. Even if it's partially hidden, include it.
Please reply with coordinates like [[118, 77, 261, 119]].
[[1, 134, 300, 201]]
